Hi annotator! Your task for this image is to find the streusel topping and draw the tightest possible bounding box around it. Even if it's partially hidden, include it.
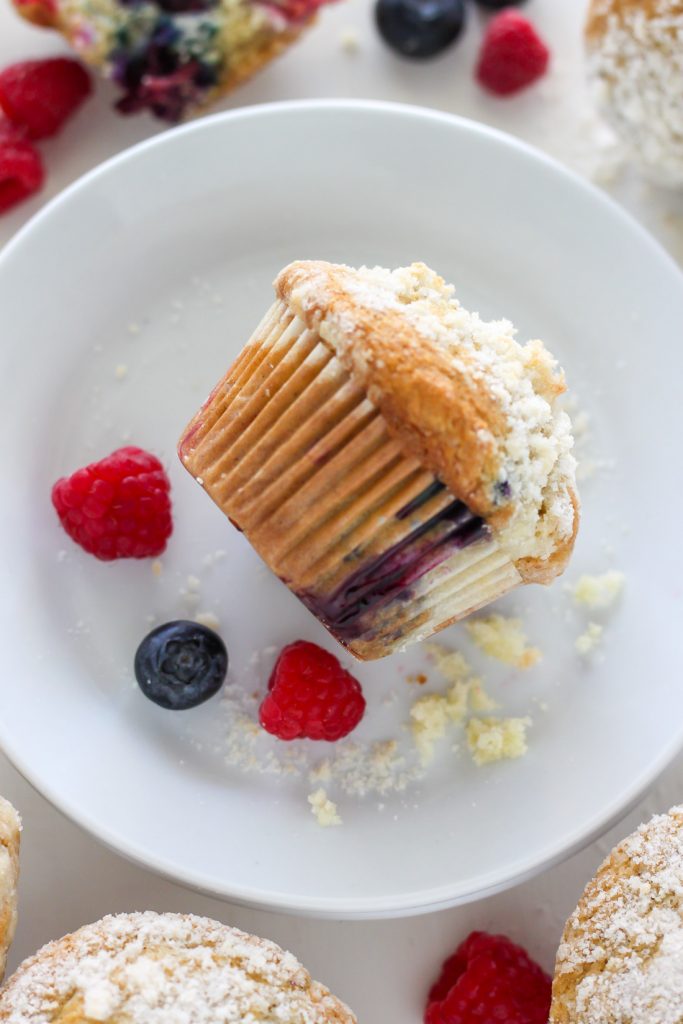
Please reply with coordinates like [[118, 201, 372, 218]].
[[552, 806, 683, 1024], [586, 0, 683, 186], [0, 912, 354, 1023]]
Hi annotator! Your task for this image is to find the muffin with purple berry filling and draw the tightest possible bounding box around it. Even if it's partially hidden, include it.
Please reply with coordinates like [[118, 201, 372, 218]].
[[179, 261, 579, 660], [12, 0, 333, 122]]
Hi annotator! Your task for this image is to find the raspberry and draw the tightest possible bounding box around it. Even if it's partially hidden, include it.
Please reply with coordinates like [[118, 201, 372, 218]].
[[259, 640, 366, 741], [0, 58, 92, 140], [476, 10, 549, 96], [0, 119, 44, 213], [425, 932, 552, 1024], [51, 446, 173, 561]]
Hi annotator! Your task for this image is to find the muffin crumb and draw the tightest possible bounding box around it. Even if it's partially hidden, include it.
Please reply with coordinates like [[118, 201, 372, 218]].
[[194, 611, 220, 631], [571, 570, 624, 609], [466, 716, 532, 766], [465, 615, 541, 668], [308, 789, 342, 827], [576, 621, 603, 655]]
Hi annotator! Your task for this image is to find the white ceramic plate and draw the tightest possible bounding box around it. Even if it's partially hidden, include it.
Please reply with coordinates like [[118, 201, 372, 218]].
[[1, 100, 682, 919]]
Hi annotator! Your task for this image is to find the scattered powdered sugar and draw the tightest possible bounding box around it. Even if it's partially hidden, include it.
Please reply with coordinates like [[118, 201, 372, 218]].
[[587, 0, 683, 188], [0, 912, 353, 1023], [220, 684, 425, 799], [554, 807, 683, 1024]]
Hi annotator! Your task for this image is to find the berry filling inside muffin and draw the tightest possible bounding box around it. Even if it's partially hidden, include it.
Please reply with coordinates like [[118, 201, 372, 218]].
[[301, 481, 488, 643]]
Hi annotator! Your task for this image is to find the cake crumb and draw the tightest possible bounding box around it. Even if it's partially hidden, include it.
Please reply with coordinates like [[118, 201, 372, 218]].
[[465, 615, 541, 669], [115, 364, 128, 380], [151, 559, 163, 577], [469, 678, 500, 712], [308, 788, 341, 827], [425, 642, 471, 682], [466, 716, 532, 766], [186, 575, 201, 591], [571, 570, 624, 609], [410, 679, 470, 763], [576, 621, 603, 655], [339, 28, 360, 52], [410, 694, 452, 764], [195, 611, 220, 631]]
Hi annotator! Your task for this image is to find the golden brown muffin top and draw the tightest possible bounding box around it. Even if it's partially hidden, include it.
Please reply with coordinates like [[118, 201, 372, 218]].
[[0, 912, 355, 1024], [276, 261, 578, 573], [551, 806, 683, 1024]]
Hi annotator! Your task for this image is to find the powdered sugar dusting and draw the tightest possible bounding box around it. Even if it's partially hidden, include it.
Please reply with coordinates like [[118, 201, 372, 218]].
[[553, 806, 683, 1024], [220, 683, 424, 798], [0, 912, 354, 1023], [588, 0, 683, 186]]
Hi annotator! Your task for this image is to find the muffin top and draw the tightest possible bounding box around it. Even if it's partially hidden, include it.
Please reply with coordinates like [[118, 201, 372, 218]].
[[0, 912, 355, 1024], [276, 261, 577, 578], [551, 805, 683, 1024], [15, 0, 323, 122], [585, 0, 683, 186], [0, 797, 20, 982]]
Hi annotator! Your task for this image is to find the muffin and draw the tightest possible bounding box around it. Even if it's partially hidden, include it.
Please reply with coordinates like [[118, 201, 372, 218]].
[[585, 0, 683, 187], [0, 911, 355, 1022], [0, 797, 20, 981], [551, 805, 683, 1024], [12, 0, 332, 122], [179, 261, 578, 660]]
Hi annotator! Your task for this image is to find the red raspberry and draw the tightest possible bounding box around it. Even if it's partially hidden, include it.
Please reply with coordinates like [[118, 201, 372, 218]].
[[51, 446, 173, 561], [0, 58, 92, 140], [259, 640, 366, 741], [0, 119, 44, 213], [476, 11, 550, 96], [425, 932, 552, 1024]]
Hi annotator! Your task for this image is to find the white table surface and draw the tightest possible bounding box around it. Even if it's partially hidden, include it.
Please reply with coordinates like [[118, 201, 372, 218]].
[[2, 1, 683, 1019]]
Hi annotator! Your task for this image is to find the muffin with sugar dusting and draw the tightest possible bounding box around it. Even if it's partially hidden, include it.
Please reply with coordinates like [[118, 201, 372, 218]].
[[585, 0, 683, 187], [0, 911, 355, 1023], [179, 260, 578, 660], [551, 805, 683, 1024], [0, 797, 20, 982], [12, 0, 334, 122]]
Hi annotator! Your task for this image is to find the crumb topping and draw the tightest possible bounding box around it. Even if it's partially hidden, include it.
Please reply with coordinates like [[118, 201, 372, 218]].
[[0, 912, 353, 1023], [552, 806, 683, 1024], [586, 0, 683, 187]]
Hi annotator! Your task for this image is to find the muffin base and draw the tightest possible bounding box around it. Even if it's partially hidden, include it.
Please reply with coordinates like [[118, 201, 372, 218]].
[[179, 301, 522, 659]]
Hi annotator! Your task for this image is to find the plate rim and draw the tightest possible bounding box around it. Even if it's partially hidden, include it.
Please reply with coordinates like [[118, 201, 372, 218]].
[[2, 97, 683, 918]]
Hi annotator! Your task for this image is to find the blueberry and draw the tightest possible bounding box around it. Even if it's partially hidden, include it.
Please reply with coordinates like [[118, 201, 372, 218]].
[[134, 620, 228, 710], [375, 0, 466, 58]]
